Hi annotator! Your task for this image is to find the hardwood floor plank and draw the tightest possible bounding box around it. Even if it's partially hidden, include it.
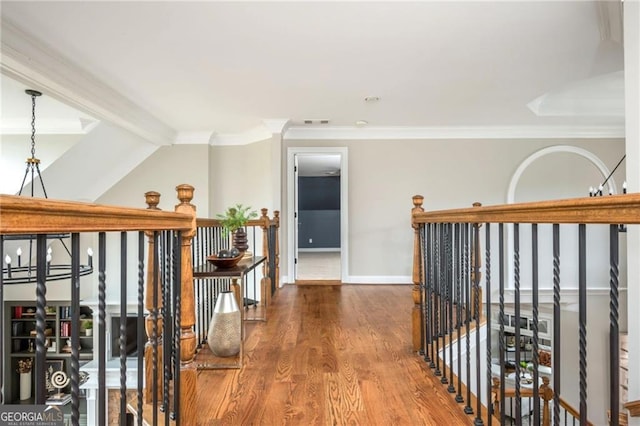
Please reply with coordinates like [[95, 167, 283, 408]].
[[194, 284, 473, 425]]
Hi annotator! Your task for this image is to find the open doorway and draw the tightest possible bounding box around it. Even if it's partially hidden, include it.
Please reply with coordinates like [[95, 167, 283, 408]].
[[287, 147, 348, 283]]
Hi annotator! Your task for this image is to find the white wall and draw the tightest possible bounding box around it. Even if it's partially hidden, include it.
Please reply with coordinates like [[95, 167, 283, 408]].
[[209, 137, 279, 217], [283, 138, 624, 282]]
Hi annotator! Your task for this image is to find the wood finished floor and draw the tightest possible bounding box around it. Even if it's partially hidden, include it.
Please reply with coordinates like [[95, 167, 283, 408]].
[[195, 284, 473, 425]]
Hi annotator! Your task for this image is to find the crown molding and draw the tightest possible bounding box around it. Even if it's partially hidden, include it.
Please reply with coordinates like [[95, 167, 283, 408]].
[[262, 119, 290, 134], [210, 125, 273, 146], [1, 18, 176, 146], [283, 124, 625, 140], [174, 131, 216, 145]]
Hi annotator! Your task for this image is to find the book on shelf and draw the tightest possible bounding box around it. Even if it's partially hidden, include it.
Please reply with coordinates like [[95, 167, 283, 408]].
[[46, 393, 72, 406]]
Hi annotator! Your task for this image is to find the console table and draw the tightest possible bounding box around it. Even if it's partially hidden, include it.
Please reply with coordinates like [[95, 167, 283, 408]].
[[193, 255, 267, 369]]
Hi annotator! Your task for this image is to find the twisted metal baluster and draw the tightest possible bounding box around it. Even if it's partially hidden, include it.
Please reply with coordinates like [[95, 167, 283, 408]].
[[473, 223, 483, 426], [498, 224, 506, 423], [137, 232, 145, 425], [434, 224, 442, 377], [71, 233, 81, 426], [98, 233, 107, 426], [609, 224, 620, 426], [463, 223, 473, 415], [531, 224, 540, 425], [485, 223, 492, 425], [172, 231, 182, 423], [441, 224, 449, 385], [448, 224, 456, 393], [419, 223, 426, 357], [514, 224, 521, 420], [152, 232, 159, 426], [120, 232, 128, 426], [35, 234, 47, 404], [428, 224, 436, 368], [578, 224, 587, 424], [455, 224, 464, 403], [553, 224, 561, 426]]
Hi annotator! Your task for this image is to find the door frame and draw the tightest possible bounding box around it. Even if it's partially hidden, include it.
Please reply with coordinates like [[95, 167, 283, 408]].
[[287, 147, 349, 282]]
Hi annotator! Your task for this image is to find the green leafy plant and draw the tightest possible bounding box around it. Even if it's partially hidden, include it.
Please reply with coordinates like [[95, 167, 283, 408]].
[[216, 204, 258, 236], [83, 319, 93, 330]]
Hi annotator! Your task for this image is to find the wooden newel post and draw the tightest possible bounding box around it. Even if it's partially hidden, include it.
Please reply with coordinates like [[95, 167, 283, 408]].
[[174, 184, 197, 425], [273, 210, 281, 288], [412, 195, 424, 352], [540, 376, 554, 426], [144, 191, 163, 404], [260, 208, 272, 306]]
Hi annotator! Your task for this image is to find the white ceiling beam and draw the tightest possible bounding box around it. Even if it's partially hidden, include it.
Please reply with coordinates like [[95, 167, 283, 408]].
[[1, 18, 176, 146]]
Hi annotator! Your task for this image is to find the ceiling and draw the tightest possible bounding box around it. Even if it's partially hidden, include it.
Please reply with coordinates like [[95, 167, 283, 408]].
[[0, 1, 625, 146]]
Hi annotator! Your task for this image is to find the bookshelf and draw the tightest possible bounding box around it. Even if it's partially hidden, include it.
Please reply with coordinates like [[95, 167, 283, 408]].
[[3, 300, 93, 403]]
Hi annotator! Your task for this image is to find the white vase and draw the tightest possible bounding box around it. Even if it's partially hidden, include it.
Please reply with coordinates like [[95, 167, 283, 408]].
[[207, 291, 241, 357], [19, 371, 31, 400]]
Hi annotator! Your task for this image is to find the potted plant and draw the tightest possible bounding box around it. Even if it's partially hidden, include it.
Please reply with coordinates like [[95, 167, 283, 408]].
[[216, 204, 257, 252], [83, 319, 93, 336]]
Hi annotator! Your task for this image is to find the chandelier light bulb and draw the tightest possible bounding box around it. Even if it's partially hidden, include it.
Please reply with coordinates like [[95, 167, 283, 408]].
[[5, 254, 11, 265]]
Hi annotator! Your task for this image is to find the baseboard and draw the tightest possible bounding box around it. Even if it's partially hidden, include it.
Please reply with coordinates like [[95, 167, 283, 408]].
[[344, 275, 412, 284], [281, 275, 412, 285]]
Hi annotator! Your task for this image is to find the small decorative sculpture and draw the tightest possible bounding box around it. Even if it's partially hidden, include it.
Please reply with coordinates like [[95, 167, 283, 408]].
[[50, 371, 70, 398]]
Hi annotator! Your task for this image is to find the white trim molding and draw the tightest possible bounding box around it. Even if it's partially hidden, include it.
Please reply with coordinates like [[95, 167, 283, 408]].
[[284, 125, 625, 141], [1, 18, 176, 146]]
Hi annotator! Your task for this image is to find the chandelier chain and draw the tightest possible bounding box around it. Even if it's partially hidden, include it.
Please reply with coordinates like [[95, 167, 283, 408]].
[[30, 92, 37, 159]]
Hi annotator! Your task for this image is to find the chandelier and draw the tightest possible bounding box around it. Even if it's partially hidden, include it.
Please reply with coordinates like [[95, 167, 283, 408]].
[[1, 89, 93, 284]]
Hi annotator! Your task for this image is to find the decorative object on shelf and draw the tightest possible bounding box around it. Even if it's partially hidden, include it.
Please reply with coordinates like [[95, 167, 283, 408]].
[[207, 291, 241, 357], [207, 253, 243, 269], [50, 370, 70, 397], [46, 370, 71, 405], [83, 319, 93, 336], [216, 204, 258, 252], [17, 358, 33, 400], [79, 371, 89, 386], [1, 90, 93, 284], [45, 360, 64, 395]]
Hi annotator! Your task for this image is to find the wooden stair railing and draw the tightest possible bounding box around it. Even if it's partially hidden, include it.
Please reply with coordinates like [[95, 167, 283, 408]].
[[1, 188, 195, 424], [411, 193, 640, 426], [625, 399, 640, 417], [138, 184, 199, 425]]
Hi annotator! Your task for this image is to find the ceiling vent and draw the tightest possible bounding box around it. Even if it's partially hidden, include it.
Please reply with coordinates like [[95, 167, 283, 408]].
[[303, 119, 330, 125]]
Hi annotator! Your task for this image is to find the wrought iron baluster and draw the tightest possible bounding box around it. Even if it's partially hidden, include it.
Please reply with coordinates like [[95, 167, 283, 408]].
[[532, 224, 540, 425], [610, 224, 620, 426], [553, 224, 561, 426], [578, 224, 587, 425]]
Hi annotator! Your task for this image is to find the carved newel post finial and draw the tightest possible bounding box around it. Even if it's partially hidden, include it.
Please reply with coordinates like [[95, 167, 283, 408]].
[[175, 184, 194, 207], [145, 191, 161, 210]]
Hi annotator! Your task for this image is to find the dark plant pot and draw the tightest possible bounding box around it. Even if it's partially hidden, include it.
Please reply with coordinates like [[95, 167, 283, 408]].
[[232, 228, 249, 252]]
